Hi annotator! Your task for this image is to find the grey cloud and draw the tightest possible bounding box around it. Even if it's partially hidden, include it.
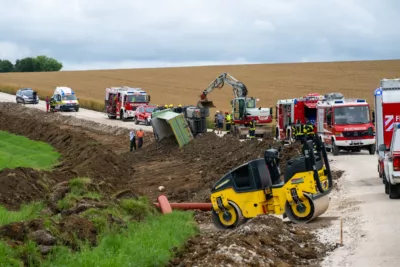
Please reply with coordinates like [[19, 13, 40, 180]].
[[0, 0, 399, 69]]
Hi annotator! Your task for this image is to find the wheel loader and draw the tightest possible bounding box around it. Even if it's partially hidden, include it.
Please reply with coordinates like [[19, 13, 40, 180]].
[[210, 136, 333, 228]]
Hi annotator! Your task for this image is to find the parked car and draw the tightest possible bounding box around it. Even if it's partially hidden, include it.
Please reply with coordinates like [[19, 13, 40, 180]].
[[381, 122, 400, 199], [134, 105, 157, 125], [16, 88, 39, 104]]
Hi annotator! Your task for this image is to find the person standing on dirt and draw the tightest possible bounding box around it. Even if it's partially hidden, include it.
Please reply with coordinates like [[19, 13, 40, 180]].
[[32, 90, 37, 105], [216, 112, 225, 134], [136, 128, 144, 149], [130, 129, 136, 152], [249, 119, 256, 140], [225, 112, 232, 134], [45, 96, 50, 112]]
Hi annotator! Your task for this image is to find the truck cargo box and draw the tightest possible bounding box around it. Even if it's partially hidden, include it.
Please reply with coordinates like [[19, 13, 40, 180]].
[[151, 110, 193, 148]]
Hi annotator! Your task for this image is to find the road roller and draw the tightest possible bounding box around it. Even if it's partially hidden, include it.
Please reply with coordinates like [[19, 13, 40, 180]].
[[210, 135, 333, 228]]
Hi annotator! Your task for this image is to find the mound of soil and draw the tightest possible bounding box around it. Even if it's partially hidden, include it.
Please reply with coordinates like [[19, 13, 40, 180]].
[[127, 132, 302, 202], [169, 215, 331, 267]]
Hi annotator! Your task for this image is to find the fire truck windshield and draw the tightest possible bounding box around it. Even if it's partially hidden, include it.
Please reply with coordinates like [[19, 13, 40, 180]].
[[246, 99, 256, 108], [334, 105, 370, 125], [126, 95, 147, 103]]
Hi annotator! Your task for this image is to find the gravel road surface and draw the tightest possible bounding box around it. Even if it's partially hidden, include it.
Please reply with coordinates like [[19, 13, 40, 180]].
[[0, 92, 153, 132], [320, 151, 400, 267]]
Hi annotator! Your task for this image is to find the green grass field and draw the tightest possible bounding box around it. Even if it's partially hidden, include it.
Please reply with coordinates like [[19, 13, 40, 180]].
[[0, 178, 198, 267], [0, 131, 60, 170]]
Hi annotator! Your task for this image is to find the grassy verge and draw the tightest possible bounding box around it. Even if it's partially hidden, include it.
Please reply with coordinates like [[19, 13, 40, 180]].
[[0, 131, 60, 171], [0, 202, 44, 226], [0, 177, 198, 267], [43, 212, 196, 267], [0, 84, 105, 112]]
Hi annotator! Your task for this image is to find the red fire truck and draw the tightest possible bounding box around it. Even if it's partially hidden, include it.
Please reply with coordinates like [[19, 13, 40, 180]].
[[275, 93, 321, 141], [105, 86, 151, 121], [374, 78, 400, 179], [316, 93, 375, 156]]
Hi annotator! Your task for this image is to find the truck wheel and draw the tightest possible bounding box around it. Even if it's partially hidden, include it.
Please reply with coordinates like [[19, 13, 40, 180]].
[[369, 144, 376, 155], [384, 178, 389, 194], [121, 111, 126, 122], [388, 183, 400, 199], [134, 117, 139, 125], [332, 141, 339, 156], [146, 120, 151, 126]]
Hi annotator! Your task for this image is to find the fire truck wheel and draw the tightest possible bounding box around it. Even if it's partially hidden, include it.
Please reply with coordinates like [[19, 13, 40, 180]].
[[134, 117, 139, 125], [332, 141, 339, 156], [368, 144, 376, 155], [121, 111, 127, 122]]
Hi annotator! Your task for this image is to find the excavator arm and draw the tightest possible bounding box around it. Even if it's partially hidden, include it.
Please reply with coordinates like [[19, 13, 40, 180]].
[[198, 73, 248, 108]]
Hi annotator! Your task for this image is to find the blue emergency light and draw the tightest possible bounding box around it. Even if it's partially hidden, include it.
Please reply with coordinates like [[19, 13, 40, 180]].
[[334, 100, 344, 104], [374, 88, 382, 96], [356, 99, 366, 102], [294, 99, 298, 104]]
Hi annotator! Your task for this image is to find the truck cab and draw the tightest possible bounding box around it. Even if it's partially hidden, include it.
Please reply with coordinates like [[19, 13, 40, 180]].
[[317, 94, 375, 156], [380, 123, 400, 199]]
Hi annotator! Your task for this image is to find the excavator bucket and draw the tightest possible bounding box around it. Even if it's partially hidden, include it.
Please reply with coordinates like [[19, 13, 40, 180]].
[[197, 100, 216, 108]]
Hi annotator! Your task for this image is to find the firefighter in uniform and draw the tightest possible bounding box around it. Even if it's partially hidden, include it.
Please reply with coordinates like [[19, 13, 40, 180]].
[[292, 119, 315, 144], [225, 112, 232, 134], [249, 119, 256, 140]]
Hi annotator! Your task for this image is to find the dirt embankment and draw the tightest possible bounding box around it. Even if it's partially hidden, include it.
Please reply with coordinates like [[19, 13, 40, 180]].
[[170, 214, 334, 267], [0, 104, 138, 210], [0, 103, 303, 208]]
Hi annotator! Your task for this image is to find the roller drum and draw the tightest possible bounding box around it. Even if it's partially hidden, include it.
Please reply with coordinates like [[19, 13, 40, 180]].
[[285, 194, 330, 224]]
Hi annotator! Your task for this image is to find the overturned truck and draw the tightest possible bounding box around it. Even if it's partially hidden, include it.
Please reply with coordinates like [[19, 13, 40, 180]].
[[151, 105, 209, 147]]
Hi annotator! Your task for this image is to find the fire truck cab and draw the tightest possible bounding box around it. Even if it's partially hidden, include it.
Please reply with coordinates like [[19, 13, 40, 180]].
[[105, 86, 151, 121], [316, 93, 375, 156], [374, 78, 400, 180], [275, 93, 320, 142]]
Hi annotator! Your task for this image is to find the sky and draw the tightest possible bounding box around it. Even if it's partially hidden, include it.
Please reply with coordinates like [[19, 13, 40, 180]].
[[0, 0, 399, 71]]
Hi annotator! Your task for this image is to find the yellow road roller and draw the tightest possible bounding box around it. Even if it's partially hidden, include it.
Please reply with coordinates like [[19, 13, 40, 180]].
[[210, 136, 333, 228]]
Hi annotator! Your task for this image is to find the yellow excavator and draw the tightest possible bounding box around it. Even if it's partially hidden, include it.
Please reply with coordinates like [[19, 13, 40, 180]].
[[210, 135, 333, 228]]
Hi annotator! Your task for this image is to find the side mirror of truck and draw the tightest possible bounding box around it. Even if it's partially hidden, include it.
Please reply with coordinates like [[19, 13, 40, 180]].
[[378, 144, 388, 152]]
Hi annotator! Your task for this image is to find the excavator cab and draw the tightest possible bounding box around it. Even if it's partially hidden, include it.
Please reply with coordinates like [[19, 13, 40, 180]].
[[232, 98, 246, 120], [210, 135, 333, 229]]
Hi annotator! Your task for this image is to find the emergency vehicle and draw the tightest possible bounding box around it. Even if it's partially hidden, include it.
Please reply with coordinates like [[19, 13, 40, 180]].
[[105, 86, 151, 121], [275, 93, 321, 141], [51, 87, 80, 112], [316, 93, 375, 156], [374, 78, 400, 180]]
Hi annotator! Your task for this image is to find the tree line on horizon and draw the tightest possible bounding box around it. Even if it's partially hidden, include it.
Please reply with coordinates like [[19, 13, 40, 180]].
[[0, 55, 63, 73]]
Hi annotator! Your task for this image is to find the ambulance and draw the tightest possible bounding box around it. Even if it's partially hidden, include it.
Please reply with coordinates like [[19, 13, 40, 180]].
[[51, 87, 80, 112], [374, 78, 400, 179]]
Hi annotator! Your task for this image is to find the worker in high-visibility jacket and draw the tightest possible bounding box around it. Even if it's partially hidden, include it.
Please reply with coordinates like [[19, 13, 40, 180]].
[[225, 112, 232, 134], [249, 119, 256, 140], [292, 121, 315, 143]]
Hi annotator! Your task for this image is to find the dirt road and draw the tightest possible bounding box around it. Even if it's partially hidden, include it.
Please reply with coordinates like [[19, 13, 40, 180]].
[[0, 92, 153, 132], [320, 151, 400, 267]]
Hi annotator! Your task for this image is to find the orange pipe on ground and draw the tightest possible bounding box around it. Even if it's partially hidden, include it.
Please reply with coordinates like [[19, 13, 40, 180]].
[[154, 202, 212, 210], [155, 195, 212, 212], [157, 195, 172, 214]]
